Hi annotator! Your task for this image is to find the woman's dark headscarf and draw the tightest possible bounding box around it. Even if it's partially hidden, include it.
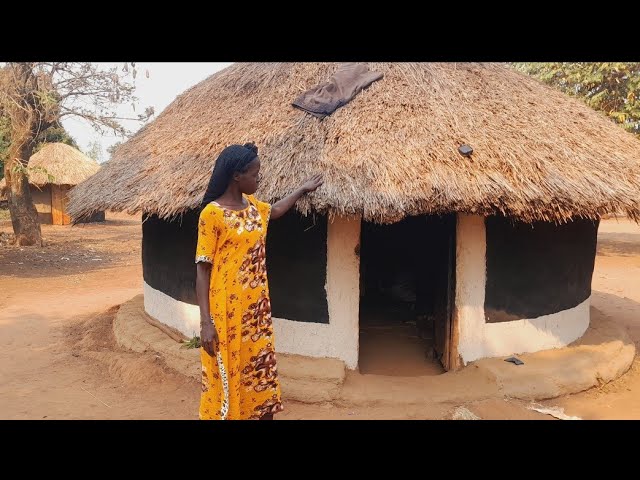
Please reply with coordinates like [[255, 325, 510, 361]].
[[201, 143, 259, 206]]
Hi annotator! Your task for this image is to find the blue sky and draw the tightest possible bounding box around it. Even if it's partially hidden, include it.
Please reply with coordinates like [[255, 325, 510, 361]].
[[61, 62, 232, 160]]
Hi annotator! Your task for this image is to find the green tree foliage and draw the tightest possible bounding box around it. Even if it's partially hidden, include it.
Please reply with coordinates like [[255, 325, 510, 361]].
[[0, 115, 77, 180], [85, 140, 104, 163], [34, 123, 78, 150], [513, 63, 640, 136]]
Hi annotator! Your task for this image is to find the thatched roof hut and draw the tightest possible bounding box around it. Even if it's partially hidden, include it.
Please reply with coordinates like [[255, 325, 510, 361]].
[[2, 143, 104, 225], [2, 142, 101, 188], [67, 63, 640, 372], [68, 62, 640, 224]]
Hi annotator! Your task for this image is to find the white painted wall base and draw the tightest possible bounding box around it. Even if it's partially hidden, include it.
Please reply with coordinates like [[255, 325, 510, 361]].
[[483, 297, 591, 358], [455, 214, 592, 365], [144, 281, 201, 338], [143, 214, 362, 369], [143, 281, 337, 358]]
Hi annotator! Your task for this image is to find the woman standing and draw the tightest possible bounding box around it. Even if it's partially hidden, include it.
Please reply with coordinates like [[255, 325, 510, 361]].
[[195, 143, 322, 420]]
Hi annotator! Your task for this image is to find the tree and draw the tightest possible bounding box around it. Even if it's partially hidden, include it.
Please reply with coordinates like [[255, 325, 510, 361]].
[[34, 122, 78, 151], [513, 63, 640, 137], [0, 113, 9, 181], [106, 140, 123, 159], [85, 140, 104, 163], [0, 63, 154, 245], [1, 113, 78, 180]]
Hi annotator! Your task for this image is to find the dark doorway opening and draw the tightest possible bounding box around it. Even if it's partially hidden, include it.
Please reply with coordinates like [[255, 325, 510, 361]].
[[359, 214, 456, 375]]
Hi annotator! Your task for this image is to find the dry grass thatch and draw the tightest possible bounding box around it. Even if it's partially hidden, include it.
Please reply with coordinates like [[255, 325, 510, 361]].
[[67, 63, 640, 224], [1, 143, 100, 195]]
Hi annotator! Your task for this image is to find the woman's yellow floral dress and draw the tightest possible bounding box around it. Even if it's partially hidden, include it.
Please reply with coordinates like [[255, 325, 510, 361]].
[[195, 194, 283, 420]]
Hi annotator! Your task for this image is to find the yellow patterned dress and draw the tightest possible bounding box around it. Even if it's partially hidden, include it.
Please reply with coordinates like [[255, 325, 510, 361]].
[[195, 194, 283, 420]]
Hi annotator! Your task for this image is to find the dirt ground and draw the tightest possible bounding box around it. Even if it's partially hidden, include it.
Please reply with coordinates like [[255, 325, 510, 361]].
[[1, 212, 639, 420]]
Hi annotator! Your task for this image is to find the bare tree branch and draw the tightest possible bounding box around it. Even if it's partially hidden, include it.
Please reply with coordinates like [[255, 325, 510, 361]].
[[0, 62, 154, 244]]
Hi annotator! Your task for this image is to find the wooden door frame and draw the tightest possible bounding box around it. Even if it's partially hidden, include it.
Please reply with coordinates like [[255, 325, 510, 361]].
[[441, 214, 462, 371]]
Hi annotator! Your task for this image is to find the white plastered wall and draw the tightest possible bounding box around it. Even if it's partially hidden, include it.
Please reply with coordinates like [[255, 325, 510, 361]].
[[455, 214, 591, 365]]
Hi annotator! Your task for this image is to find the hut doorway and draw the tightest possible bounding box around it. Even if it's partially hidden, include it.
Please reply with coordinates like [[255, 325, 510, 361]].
[[358, 214, 456, 374]]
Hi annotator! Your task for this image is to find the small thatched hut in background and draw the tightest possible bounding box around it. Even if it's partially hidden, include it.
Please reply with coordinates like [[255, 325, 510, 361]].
[[68, 63, 640, 372], [1, 143, 104, 225]]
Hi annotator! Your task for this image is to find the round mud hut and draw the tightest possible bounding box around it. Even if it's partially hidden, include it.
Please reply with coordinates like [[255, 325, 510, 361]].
[[68, 63, 640, 372], [1, 142, 104, 225]]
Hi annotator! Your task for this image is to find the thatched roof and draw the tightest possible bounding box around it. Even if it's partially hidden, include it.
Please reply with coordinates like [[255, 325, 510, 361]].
[[1, 143, 100, 195], [68, 63, 640, 224]]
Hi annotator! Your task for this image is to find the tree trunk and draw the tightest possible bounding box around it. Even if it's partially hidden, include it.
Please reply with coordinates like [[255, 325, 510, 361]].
[[5, 141, 41, 246], [2, 63, 44, 247]]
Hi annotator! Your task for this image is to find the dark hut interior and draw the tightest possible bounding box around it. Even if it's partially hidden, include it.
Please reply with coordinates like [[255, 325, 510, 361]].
[[358, 214, 455, 375]]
